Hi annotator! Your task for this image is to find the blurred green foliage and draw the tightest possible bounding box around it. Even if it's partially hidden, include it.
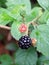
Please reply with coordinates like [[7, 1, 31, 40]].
[[0, 0, 49, 65]]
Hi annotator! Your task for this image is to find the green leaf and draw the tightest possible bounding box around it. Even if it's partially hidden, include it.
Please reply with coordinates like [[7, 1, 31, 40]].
[[14, 47, 37, 65], [7, 5, 24, 21], [6, 5, 27, 21], [5, 42, 18, 51], [0, 0, 6, 8], [47, 19, 49, 24], [0, 54, 12, 65], [0, 8, 13, 25], [30, 24, 49, 57], [25, 7, 43, 22], [37, 55, 49, 65], [11, 21, 23, 40], [37, 0, 49, 11], [38, 10, 49, 24], [6, 0, 31, 14]]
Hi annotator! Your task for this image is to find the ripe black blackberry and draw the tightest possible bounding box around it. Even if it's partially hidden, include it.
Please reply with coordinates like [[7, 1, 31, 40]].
[[18, 35, 32, 49]]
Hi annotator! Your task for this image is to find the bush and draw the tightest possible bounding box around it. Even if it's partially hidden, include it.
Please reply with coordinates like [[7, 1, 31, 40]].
[[0, 0, 49, 65]]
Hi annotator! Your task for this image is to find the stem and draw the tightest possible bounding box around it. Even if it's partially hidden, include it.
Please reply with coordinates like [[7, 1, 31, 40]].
[[22, 16, 26, 23], [0, 25, 10, 30], [28, 15, 42, 26], [25, 27, 28, 36], [0, 14, 42, 31]]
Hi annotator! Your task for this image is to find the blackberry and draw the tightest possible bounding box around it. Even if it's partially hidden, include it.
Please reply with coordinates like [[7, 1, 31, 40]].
[[18, 35, 32, 49]]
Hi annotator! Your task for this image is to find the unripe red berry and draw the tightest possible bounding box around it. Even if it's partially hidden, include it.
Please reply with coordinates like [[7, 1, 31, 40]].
[[19, 24, 27, 33]]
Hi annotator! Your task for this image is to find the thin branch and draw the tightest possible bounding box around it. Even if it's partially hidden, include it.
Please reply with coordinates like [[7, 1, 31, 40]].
[[0, 25, 10, 30], [0, 14, 42, 31], [28, 14, 42, 26], [25, 27, 28, 35]]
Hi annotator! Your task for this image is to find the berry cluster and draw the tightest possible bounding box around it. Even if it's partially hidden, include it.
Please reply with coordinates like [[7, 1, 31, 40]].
[[18, 35, 32, 49]]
